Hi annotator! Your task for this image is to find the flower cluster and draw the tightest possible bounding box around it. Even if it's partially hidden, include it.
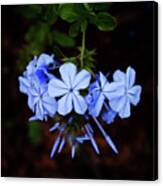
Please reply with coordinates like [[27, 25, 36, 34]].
[[19, 53, 142, 159]]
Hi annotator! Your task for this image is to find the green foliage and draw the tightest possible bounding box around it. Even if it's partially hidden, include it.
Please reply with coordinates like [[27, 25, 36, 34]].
[[58, 4, 80, 23], [28, 121, 42, 145], [53, 31, 75, 47], [68, 21, 81, 37], [17, 3, 117, 72], [95, 12, 117, 31]]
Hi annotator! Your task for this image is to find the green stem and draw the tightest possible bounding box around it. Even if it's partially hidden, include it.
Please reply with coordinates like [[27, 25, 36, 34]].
[[80, 29, 86, 68]]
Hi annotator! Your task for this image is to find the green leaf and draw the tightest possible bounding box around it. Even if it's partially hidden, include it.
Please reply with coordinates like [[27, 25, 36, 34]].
[[58, 4, 79, 23], [28, 121, 42, 145], [25, 23, 50, 55], [42, 5, 58, 24], [83, 3, 94, 12], [53, 31, 75, 47], [81, 19, 88, 32], [69, 22, 81, 37], [52, 46, 65, 58], [95, 12, 117, 31]]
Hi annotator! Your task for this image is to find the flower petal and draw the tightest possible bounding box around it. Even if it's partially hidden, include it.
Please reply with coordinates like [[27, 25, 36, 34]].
[[34, 101, 44, 120], [109, 96, 126, 112], [102, 109, 117, 124], [72, 92, 87, 115], [103, 82, 125, 100], [89, 93, 105, 117], [48, 78, 68, 97], [119, 98, 131, 118], [27, 95, 35, 112], [59, 63, 76, 88], [37, 53, 54, 68], [128, 85, 142, 106], [58, 93, 73, 116], [19, 76, 30, 94], [26, 57, 37, 75], [99, 72, 108, 88], [73, 69, 91, 90], [42, 93, 57, 117], [113, 70, 125, 83], [126, 67, 136, 88]]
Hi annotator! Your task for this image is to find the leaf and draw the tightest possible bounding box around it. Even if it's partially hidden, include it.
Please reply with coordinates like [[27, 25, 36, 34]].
[[25, 23, 50, 55], [42, 5, 58, 24], [69, 22, 81, 37], [52, 46, 65, 58], [58, 4, 79, 23], [53, 31, 75, 47], [83, 3, 94, 11], [81, 19, 88, 32], [95, 12, 117, 31]]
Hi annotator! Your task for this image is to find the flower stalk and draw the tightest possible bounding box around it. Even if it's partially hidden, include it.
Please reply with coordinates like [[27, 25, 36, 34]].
[[80, 29, 86, 68]]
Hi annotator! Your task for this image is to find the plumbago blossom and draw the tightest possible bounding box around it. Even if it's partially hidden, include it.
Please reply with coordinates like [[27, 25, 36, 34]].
[[18, 53, 142, 159]]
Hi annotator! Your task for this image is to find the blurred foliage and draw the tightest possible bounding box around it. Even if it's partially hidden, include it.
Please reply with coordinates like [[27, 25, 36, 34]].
[[16, 3, 117, 72], [28, 121, 42, 145]]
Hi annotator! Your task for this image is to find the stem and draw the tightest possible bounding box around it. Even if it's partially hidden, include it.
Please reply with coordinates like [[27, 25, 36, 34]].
[[80, 29, 86, 68]]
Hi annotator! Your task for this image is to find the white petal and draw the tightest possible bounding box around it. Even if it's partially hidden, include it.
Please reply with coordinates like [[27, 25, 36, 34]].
[[59, 63, 77, 88], [19, 76, 30, 94], [73, 69, 91, 90], [89, 93, 105, 117], [72, 92, 87, 115], [126, 67, 136, 88], [109, 96, 126, 112], [119, 98, 131, 118], [35, 101, 44, 120], [128, 85, 142, 106], [37, 53, 54, 67], [104, 82, 125, 100], [27, 95, 35, 111], [99, 72, 108, 88], [48, 78, 68, 97], [113, 70, 125, 83], [58, 93, 73, 116], [42, 93, 57, 116]]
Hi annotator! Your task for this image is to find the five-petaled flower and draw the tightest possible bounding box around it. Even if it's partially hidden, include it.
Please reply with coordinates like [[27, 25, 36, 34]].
[[107, 67, 142, 118], [86, 72, 114, 117], [48, 63, 91, 116]]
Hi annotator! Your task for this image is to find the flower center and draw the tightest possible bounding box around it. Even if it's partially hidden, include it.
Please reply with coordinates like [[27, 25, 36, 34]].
[[69, 88, 73, 92]]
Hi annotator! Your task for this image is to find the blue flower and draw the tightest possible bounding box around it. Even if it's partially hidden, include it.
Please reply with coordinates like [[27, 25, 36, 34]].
[[102, 109, 117, 124], [107, 67, 142, 118], [19, 75, 57, 121], [86, 72, 112, 117], [48, 63, 91, 116], [102, 103, 117, 124], [24, 53, 57, 84]]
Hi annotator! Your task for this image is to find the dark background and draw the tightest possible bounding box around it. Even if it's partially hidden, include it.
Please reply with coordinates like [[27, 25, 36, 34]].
[[1, 1, 158, 180]]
